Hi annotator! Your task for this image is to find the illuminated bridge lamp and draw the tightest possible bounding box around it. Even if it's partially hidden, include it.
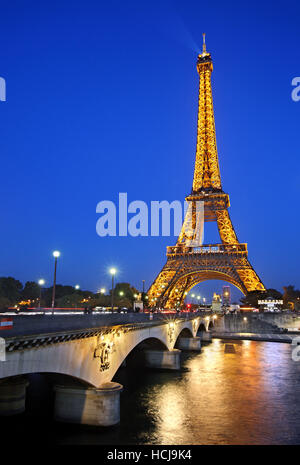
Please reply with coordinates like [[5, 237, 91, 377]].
[[38, 279, 45, 310], [51, 251, 61, 311], [109, 268, 117, 312]]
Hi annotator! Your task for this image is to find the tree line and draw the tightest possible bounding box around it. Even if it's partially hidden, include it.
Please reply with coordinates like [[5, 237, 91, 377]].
[[240, 286, 300, 310], [0, 277, 140, 310], [0, 276, 299, 310]]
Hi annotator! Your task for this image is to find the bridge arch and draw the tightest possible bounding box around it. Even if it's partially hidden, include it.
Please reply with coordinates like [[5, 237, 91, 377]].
[[174, 327, 194, 350], [175, 327, 193, 340]]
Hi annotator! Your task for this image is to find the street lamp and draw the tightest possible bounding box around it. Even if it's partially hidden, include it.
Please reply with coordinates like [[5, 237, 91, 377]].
[[51, 251, 60, 312], [38, 279, 45, 310], [74, 285, 80, 309], [119, 291, 124, 297], [109, 268, 116, 312], [100, 288, 106, 294]]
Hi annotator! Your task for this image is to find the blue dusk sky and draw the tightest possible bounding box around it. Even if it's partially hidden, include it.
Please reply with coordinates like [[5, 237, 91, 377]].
[[0, 0, 299, 302]]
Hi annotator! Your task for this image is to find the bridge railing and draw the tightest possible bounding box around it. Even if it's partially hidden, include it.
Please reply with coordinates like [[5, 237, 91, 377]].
[[0, 311, 204, 339]]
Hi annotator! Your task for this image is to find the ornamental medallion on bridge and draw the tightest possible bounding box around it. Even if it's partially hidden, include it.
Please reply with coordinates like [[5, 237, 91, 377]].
[[167, 322, 176, 344], [193, 319, 198, 334], [94, 336, 115, 372]]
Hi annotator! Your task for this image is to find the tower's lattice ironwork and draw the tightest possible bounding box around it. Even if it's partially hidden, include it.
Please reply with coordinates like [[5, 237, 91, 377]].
[[148, 35, 265, 308]]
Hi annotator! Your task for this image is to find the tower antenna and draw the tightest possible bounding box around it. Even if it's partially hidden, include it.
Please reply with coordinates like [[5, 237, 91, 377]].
[[202, 33, 206, 54]]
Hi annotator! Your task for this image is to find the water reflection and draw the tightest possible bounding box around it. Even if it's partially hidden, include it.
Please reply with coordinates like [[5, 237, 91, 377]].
[[2, 340, 300, 445], [124, 340, 300, 445]]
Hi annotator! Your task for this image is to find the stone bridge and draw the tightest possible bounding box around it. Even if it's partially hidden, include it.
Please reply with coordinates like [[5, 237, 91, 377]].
[[0, 313, 214, 426]]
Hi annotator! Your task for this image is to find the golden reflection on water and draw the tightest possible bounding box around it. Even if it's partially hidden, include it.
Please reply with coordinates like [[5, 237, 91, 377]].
[[142, 340, 300, 445]]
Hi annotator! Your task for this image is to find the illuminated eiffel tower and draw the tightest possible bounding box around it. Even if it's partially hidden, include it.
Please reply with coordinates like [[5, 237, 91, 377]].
[[148, 34, 265, 309]]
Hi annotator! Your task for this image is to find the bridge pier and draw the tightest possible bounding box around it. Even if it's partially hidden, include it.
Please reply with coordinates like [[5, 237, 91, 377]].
[[177, 337, 201, 351], [144, 349, 181, 370], [200, 331, 212, 343], [54, 381, 123, 426], [0, 377, 29, 416]]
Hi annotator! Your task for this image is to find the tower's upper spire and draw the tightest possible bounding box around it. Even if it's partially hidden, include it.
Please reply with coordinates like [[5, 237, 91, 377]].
[[192, 36, 222, 192], [202, 32, 206, 54]]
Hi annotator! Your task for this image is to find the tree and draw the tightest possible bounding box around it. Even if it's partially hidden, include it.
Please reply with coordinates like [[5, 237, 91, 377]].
[[22, 281, 40, 300], [0, 297, 11, 310], [56, 294, 82, 308], [283, 285, 300, 308], [0, 277, 23, 304], [240, 288, 283, 307], [240, 290, 267, 307], [42, 285, 93, 307], [111, 282, 139, 306], [265, 288, 283, 300]]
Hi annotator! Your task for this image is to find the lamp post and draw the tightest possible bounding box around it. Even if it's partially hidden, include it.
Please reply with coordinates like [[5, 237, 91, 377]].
[[110, 268, 116, 313], [38, 279, 45, 310], [51, 251, 60, 313], [74, 285, 80, 309]]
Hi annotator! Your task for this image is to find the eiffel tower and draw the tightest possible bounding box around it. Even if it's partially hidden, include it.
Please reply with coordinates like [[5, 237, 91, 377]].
[[148, 34, 265, 309]]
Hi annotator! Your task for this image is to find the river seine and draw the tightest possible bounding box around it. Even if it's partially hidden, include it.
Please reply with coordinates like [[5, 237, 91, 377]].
[[3, 339, 300, 445]]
